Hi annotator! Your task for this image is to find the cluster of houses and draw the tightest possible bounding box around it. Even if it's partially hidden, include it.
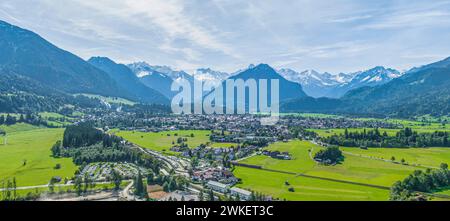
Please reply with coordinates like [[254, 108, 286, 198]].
[[206, 181, 253, 201], [261, 150, 292, 160], [192, 167, 238, 185], [172, 144, 259, 164]]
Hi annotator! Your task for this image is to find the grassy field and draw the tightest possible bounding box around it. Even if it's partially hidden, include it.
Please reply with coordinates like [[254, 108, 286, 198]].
[[210, 142, 238, 148], [342, 147, 450, 168], [280, 113, 342, 119], [0, 126, 77, 187], [310, 126, 450, 139], [234, 167, 389, 201], [76, 94, 136, 106], [309, 128, 400, 138], [355, 117, 449, 131], [13, 181, 131, 198], [239, 140, 416, 187], [435, 188, 450, 197], [38, 112, 75, 127], [0, 123, 42, 133], [114, 130, 213, 154]]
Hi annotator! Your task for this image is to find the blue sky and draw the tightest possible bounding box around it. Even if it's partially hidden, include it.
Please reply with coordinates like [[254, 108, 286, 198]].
[[1, 0, 450, 74]]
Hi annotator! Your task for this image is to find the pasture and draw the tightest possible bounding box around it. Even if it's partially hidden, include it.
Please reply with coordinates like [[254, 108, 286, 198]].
[[0, 126, 77, 187], [234, 167, 389, 201], [76, 93, 136, 106], [310, 128, 399, 138], [239, 140, 416, 187], [341, 147, 450, 169], [114, 130, 213, 153]]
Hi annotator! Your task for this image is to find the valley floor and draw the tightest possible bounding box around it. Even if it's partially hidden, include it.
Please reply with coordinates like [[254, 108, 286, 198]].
[[233, 140, 450, 201]]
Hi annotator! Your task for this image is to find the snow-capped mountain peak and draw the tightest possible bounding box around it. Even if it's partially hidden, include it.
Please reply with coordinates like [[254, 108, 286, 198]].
[[194, 68, 229, 83], [278, 68, 353, 87], [350, 66, 402, 85], [127, 62, 193, 83], [276, 66, 401, 98]]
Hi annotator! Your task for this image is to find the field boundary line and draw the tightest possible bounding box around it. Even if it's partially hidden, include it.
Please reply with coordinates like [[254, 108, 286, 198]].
[[342, 151, 439, 170], [233, 162, 391, 190]]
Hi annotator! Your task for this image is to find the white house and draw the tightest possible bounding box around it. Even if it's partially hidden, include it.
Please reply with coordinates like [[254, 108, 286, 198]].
[[230, 187, 252, 201], [206, 181, 230, 193]]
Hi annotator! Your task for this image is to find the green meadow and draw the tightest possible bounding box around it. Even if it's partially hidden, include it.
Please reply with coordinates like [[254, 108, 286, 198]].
[[341, 147, 450, 168], [0, 126, 77, 187], [280, 113, 342, 119], [0, 123, 42, 133], [310, 126, 450, 139], [234, 140, 426, 201], [234, 167, 389, 201], [13, 181, 131, 198], [435, 189, 450, 197], [355, 117, 449, 131], [309, 128, 400, 138], [38, 112, 75, 127], [76, 93, 136, 106], [239, 140, 416, 187]]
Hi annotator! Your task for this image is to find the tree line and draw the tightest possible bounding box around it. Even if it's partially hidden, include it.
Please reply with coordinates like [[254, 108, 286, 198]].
[[390, 163, 449, 201], [313, 146, 344, 165], [321, 128, 450, 148], [54, 123, 161, 172], [0, 113, 61, 128]]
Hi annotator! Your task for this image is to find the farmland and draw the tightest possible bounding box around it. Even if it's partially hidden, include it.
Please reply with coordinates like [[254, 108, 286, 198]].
[[113, 130, 213, 154], [12, 181, 131, 199], [238, 140, 417, 187], [234, 167, 389, 201], [342, 147, 450, 168], [76, 93, 136, 106], [233, 140, 450, 200], [309, 128, 399, 138], [38, 112, 75, 127], [0, 123, 42, 133], [0, 126, 77, 187]]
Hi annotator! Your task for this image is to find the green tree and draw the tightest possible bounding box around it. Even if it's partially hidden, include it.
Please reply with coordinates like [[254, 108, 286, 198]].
[[51, 141, 62, 157], [112, 170, 122, 191], [134, 172, 147, 198], [83, 173, 91, 193], [440, 163, 448, 170], [208, 190, 214, 201], [48, 178, 55, 194], [74, 176, 83, 196]]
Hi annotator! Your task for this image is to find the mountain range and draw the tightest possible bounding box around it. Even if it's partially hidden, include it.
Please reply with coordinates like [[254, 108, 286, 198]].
[[228, 64, 307, 102], [126, 62, 177, 99], [1, 19, 449, 118], [278, 66, 402, 98], [194, 68, 229, 86], [0, 20, 168, 105], [282, 57, 450, 117], [87, 57, 168, 104]]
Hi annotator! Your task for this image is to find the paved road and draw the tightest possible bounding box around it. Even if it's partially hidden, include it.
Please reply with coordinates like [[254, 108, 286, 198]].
[[235, 153, 257, 162], [120, 180, 134, 201], [43, 192, 118, 201], [0, 181, 118, 192], [131, 144, 190, 177]]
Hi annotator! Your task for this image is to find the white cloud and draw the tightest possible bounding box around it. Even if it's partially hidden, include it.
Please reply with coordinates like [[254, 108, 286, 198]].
[[360, 10, 450, 30], [78, 0, 237, 58], [329, 15, 373, 23], [1, 0, 450, 73]]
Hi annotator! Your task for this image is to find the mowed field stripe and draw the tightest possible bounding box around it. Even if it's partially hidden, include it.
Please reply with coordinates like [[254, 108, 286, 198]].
[[233, 162, 390, 190]]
